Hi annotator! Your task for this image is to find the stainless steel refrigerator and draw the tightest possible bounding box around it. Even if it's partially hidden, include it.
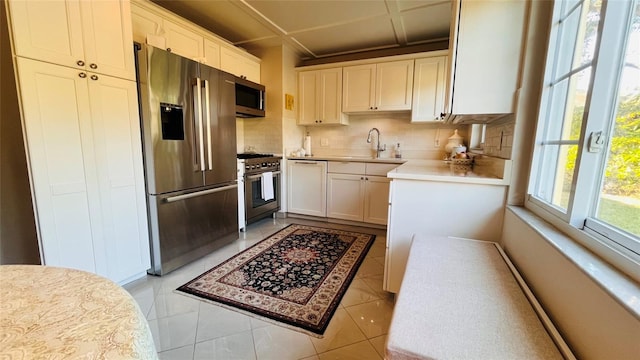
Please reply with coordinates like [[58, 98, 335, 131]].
[[135, 44, 238, 275]]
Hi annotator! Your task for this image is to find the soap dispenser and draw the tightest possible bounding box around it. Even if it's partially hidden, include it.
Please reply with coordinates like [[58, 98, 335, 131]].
[[395, 143, 402, 159]]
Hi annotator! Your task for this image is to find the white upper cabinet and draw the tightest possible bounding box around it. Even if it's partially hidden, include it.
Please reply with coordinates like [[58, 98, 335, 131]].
[[343, 60, 414, 113], [412, 56, 448, 122], [163, 19, 204, 61], [8, 0, 136, 81], [220, 47, 261, 83], [130, 0, 260, 82], [203, 38, 221, 69], [298, 68, 346, 125], [447, 0, 526, 116]]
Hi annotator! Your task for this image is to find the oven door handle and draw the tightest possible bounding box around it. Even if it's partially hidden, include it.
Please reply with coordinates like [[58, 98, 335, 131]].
[[246, 171, 281, 180]]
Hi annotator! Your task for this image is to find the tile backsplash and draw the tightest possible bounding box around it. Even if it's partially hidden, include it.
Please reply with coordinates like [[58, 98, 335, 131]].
[[483, 116, 515, 159], [292, 113, 468, 160]]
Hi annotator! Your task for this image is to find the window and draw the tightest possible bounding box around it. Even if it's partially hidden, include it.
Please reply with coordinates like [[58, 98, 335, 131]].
[[529, 0, 640, 257]]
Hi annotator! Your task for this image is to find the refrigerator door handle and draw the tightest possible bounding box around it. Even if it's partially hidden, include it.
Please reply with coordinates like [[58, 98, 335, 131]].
[[204, 79, 213, 171], [165, 184, 238, 203], [195, 77, 205, 172]]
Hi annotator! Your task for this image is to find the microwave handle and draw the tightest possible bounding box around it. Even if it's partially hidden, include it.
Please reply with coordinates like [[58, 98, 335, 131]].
[[260, 90, 264, 110]]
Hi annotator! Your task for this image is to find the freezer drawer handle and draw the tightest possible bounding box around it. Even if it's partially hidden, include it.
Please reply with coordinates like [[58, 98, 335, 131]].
[[246, 171, 281, 180], [165, 184, 238, 203]]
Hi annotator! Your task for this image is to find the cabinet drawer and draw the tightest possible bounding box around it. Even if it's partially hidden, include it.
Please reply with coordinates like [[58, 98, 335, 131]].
[[328, 161, 366, 174], [366, 163, 398, 176]]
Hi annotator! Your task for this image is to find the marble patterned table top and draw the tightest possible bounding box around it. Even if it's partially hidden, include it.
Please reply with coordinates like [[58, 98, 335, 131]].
[[0, 265, 157, 359]]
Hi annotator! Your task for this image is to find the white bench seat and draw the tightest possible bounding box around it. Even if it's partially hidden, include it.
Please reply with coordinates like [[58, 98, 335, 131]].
[[386, 236, 572, 360]]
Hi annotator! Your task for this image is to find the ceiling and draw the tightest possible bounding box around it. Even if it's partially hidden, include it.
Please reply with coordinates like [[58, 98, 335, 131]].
[[151, 0, 452, 62]]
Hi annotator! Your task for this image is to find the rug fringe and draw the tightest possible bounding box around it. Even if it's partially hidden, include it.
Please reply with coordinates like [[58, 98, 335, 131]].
[[174, 289, 326, 339]]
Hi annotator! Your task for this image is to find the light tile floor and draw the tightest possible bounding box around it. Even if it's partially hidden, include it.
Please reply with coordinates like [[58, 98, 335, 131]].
[[124, 217, 395, 360]]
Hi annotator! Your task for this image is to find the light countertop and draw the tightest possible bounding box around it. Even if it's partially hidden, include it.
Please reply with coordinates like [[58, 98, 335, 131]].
[[287, 155, 406, 164], [285, 155, 511, 185], [387, 159, 511, 185]]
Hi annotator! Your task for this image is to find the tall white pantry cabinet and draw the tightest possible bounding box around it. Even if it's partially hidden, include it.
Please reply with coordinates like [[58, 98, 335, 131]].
[[5, 0, 151, 284]]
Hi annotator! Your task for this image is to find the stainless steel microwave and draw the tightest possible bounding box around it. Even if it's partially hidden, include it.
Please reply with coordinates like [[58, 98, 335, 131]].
[[235, 77, 265, 118]]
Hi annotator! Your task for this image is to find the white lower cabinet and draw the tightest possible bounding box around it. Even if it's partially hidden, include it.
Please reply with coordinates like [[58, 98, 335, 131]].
[[363, 176, 391, 224], [287, 160, 327, 217], [15, 58, 150, 284], [327, 162, 396, 225], [384, 179, 507, 293], [327, 173, 365, 221]]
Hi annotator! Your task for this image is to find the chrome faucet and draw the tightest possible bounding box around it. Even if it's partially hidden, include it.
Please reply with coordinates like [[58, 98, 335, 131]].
[[367, 128, 386, 158]]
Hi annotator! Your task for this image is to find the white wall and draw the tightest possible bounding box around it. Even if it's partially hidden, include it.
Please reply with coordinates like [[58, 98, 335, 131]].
[[501, 207, 640, 360]]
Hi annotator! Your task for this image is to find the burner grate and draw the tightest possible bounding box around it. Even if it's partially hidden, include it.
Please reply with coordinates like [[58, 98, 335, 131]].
[[237, 153, 274, 159]]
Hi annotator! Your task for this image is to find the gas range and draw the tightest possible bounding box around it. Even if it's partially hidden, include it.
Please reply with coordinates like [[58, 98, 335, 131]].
[[236, 153, 282, 227], [237, 153, 282, 175]]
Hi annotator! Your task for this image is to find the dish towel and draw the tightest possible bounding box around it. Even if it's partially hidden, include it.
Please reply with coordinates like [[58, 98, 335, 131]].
[[261, 172, 274, 200]]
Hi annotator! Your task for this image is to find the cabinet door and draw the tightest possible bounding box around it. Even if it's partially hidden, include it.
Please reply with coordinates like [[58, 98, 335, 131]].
[[241, 57, 261, 83], [412, 57, 447, 122], [327, 174, 364, 221], [87, 75, 150, 283], [318, 68, 345, 124], [449, 0, 525, 114], [15, 58, 100, 273], [7, 0, 84, 69], [130, 2, 164, 45], [342, 64, 376, 112], [298, 71, 319, 125], [298, 69, 345, 125], [203, 38, 221, 69], [163, 19, 204, 60], [287, 161, 327, 217], [376, 60, 414, 111], [363, 176, 391, 225], [80, 0, 136, 80], [221, 47, 261, 83]]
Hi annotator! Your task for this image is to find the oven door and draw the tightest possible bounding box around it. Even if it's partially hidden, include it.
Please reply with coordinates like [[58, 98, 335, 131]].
[[245, 171, 280, 223]]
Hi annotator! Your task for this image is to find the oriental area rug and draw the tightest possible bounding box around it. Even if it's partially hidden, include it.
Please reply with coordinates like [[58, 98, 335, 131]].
[[177, 224, 376, 337]]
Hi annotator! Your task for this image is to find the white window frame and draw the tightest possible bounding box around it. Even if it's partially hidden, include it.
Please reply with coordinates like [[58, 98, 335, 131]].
[[526, 0, 640, 281]]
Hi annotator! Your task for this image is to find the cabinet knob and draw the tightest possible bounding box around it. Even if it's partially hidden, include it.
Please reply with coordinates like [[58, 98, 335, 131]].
[[440, 112, 446, 119], [89, 63, 97, 69], [366, 177, 369, 180], [166, 48, 172, 52], [369, 107, 373, 110], [90, 74, 98, 81], [78, 72, 87, 78], [374, 107, 378, 110], [361, 177, 364, 180], [76, 60, 85, 66]]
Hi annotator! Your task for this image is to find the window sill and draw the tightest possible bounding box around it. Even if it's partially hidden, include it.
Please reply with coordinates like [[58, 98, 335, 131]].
[[508, 205, 640, 320]]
